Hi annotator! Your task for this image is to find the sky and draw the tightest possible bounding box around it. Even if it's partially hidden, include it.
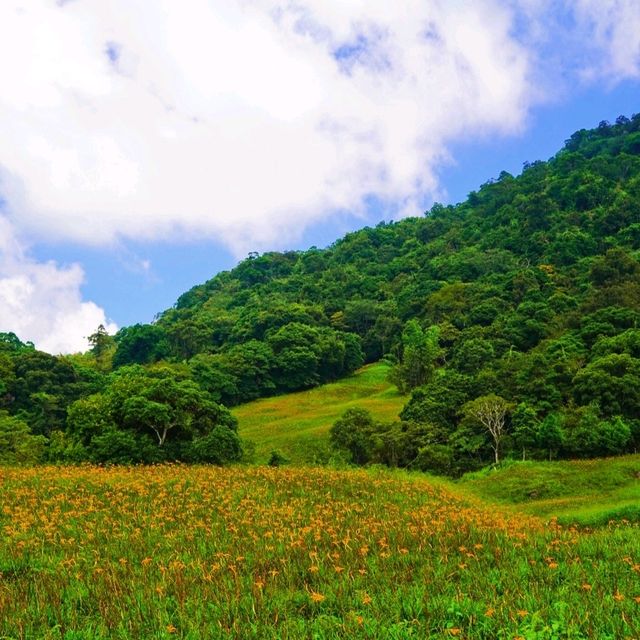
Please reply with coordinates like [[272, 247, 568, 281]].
[[0, 1, 639, 354]]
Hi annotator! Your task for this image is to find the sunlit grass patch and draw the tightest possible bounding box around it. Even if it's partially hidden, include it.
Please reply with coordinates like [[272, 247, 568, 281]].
[[234, 362, 407, 463], [460, 455, 640, 526]]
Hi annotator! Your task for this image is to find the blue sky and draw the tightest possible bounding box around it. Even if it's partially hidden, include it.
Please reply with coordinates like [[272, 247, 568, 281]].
[[0, 1, 639, 352]]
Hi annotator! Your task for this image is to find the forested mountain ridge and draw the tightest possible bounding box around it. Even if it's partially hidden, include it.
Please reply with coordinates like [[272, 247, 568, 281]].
[[1, 114, 640, 469], [159, 115, 640, 364]]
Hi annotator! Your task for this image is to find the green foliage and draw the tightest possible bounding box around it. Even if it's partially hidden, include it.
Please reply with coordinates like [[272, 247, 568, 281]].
[[267, 449, 289, 467], [188, 426, 243, 464], [113, 323, 171, 368], [87, 324, 116, 371], [62, 365, 241, 463], [0, 412, 46, 465], [388, 321, 441, 393], [330, 407, 376, 464]]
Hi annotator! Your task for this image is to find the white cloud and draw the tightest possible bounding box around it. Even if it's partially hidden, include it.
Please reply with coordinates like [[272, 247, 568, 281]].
[[0, 0, 535, 256], [510, 1, 640, 85], [571, 0, 640, 82], [0, 217, 116, 354]]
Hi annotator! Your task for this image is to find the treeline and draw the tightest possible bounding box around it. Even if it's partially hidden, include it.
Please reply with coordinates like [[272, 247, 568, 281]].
[[0, 333, 243, 464], [1, 114, 640, 468]]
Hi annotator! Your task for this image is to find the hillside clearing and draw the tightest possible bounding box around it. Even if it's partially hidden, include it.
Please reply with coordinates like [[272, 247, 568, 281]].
[[234, 362, 407, 463], [460, 455, 640, 526]]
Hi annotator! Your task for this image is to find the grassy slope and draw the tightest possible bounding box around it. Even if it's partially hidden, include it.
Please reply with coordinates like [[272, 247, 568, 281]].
[[234, 362, 408, 464], [460, 455, 640, 526], [234, 362, 639, 525]]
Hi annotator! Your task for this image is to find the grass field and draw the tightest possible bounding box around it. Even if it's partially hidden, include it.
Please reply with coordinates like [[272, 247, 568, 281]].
[[1, 464, 639, 639], [460, 455, 640, 526], [233, 362, 407, 464], [3, 371, 639, 638]]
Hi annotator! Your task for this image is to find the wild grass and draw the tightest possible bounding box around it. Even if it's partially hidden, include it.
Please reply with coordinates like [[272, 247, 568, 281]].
[[0, 464, 638, 639], [460, 455, 640, 526], [233, 362, 407, 464]]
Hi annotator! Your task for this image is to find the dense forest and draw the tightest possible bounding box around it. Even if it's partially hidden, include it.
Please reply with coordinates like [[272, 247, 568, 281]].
[[1, 114, 640, 472]]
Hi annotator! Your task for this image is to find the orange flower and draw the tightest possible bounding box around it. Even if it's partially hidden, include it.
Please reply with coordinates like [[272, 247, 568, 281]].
[[166, 624, 177, 634], [310, 591, 325, 603]]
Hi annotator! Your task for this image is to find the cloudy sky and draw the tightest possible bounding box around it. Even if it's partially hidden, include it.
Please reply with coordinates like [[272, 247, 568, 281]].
[[0, 0, 639, 353]]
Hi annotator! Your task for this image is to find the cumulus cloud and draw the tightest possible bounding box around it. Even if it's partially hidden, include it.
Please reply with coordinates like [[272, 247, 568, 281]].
[[511, 1, 640, 85], [570, 0, 640, 81], [0, 217, 116, 354], [0, 0, 535, 255]]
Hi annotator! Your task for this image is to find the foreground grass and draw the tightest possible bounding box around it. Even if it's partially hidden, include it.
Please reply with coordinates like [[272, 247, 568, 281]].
[[234, 363, 407, 463], [0, 465, 638, 639], [460, 455, 640, 526]]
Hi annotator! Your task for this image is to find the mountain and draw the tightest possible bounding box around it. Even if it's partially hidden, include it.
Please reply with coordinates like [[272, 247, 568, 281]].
[[1, 113, 640, 468]]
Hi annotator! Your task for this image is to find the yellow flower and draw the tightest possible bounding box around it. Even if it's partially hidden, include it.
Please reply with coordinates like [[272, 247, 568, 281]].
[[310, 591, 325, 603]]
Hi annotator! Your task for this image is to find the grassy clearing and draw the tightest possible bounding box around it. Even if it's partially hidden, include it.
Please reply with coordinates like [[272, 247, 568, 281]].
[[233, 362, 407, 463], [460, 455, 640, 526]]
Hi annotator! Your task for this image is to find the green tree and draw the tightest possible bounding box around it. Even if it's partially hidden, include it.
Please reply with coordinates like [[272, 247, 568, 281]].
[[537, 413, 564, 461], [0, 412, 47, 465], [573, 354, 640, 419], [389, 321, 441, 393], [88, 324, 116, 371], [330, 407, 376, 465], [512, 402, 539, 460], [113, 324, 170, 368]]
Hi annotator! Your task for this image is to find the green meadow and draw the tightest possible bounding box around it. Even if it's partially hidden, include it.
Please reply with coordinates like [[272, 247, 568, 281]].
[[234, 362, 408, 463], [460, 455, 640, 527]]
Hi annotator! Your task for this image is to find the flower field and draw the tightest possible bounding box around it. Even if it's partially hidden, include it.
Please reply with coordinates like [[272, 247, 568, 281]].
[[0, 465, 638, 639]]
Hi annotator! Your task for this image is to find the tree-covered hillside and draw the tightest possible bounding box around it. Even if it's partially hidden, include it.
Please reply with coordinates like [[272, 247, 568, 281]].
[[1, 114, 640, 468]]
